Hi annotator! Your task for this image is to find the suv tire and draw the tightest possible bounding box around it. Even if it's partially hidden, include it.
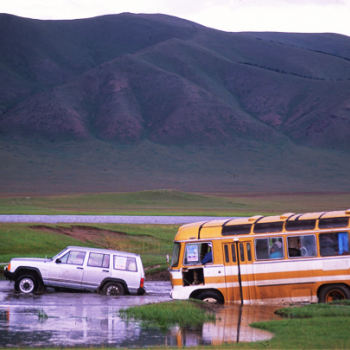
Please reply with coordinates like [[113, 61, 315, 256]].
[[103, 282, 125, 296], [15, 275, 38, 294]]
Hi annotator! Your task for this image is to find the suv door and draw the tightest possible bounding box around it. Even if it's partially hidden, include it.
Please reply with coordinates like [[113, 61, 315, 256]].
[[48, 250, 87, 288], [82, 252, 111, 290]]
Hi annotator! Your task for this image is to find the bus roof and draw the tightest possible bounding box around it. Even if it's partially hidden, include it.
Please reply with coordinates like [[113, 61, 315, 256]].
[[173, 209, 350, 241]]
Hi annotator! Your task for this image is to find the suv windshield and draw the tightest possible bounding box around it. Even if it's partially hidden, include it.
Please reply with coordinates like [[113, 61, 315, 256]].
[[51, 248, 68, 261]]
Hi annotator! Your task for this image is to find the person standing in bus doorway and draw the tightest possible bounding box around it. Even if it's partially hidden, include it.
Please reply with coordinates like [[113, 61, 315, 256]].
[[202, 246, 213, 264]]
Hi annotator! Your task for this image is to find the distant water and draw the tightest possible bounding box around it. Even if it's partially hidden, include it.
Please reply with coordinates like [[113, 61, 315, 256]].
[[0, 215, 236, 224]]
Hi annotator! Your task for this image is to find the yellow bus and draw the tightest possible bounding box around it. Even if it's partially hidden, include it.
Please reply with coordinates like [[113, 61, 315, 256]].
[[168, 209, 350, 304]]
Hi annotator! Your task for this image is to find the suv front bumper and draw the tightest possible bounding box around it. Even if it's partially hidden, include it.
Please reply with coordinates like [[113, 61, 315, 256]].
[[4, 267, 14, 280]]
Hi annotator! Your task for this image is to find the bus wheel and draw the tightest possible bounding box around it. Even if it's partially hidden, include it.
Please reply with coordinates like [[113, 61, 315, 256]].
[[319, 285, 350, 303], [196, 290, 224, 304]]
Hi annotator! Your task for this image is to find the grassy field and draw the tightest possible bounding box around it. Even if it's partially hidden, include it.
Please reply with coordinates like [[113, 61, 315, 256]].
[[0, 190, 350, 216], [0, 223, 178, 278]]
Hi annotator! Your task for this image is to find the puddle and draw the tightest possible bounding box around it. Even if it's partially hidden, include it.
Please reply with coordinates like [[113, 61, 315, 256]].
[[165, 305, 280, 347], [0, 281, 280, 348]]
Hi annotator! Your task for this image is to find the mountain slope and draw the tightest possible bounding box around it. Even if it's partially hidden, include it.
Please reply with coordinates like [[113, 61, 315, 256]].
[[1, 14, 350, 149], [0, 14, 350, 195]]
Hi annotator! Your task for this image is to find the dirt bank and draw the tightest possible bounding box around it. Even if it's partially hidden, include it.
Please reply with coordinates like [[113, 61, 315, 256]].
[[146, 269, 170, 281]]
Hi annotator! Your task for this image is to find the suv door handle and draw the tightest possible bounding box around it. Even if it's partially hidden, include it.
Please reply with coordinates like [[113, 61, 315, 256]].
[[77, 267, 83, 270], [103, 270, 109, 273]]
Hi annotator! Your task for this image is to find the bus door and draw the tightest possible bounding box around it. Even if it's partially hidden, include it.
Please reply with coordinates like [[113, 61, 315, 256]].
[[235, 240, 256, 304], [223, 241, 255, 304], [222, 242, 240, 303]]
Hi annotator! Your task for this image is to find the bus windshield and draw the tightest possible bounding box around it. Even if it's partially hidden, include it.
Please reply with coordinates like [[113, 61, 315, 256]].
[[171, 243, 181, 267]]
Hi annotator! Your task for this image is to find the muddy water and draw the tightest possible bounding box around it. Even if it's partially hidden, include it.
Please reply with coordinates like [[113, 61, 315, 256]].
[[0, 281, 281, 348]]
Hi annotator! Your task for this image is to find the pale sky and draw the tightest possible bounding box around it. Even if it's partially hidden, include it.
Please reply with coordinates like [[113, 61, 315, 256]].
[[1, 0, 350, 37]]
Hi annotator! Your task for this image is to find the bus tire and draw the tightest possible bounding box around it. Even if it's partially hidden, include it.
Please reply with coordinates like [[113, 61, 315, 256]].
[[319, 284, 350, 303], [196, 290, 224, 304]]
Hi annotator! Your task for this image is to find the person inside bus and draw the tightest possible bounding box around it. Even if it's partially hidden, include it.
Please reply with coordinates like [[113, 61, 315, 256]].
[[320, 234, 338, 256], [301, 235, 317, 257], [288, 237, 300, 257], [270, 241, 283, 258], [201, 246, 213, 264], [338, 232, 349, 255]]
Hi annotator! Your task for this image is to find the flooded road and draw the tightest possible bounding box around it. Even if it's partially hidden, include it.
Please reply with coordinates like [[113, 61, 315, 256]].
[[0, 280, 281, 348]]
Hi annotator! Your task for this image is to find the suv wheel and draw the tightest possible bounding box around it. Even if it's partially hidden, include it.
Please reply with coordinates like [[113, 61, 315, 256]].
[[103, 282, 125, 296], [15, 275, 38, 293]]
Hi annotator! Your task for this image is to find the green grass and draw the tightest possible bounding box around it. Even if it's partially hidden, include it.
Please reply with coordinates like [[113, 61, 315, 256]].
[[0, 223, 97, 262], [247, 316, 350, 349], [243, 302, 350, 349], [119, 300, 216, 331], [1, 190, 350, 216], [275, 300, 350, 318], [0, 223, 177, 270], [0, 190, 255, 216]]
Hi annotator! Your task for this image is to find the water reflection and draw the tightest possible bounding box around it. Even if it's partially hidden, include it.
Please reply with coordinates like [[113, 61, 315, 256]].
[[166, 305, 280, 347], [0, 281, 280, 348]]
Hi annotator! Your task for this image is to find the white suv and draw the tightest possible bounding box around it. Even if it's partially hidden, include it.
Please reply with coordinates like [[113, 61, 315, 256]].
[[4, 246, 145, 295]]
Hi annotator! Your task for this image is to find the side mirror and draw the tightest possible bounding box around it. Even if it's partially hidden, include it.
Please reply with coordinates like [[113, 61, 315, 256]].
[[166, 254, 170, 268], [56, 258, 61, 264]]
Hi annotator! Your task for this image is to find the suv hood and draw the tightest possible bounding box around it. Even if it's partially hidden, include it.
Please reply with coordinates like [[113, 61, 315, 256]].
[[11, 258, 52, 263]]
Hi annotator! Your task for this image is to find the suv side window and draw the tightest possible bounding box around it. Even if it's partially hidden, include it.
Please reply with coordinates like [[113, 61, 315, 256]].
[[88, 253, 110, 268], [114, 256, 138, 271], [60, 251, 86, 265]]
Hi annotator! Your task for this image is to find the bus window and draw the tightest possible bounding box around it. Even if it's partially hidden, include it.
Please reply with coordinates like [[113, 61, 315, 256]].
[[319, 232, 349, 256], [239, 243, 245, 262], [285, 220, 316, 231], [254, 222, 283, 233], [287, 235, 317, 258], [247, 243, 252, 261], [319, 217, 349, 229], [255, 237, 284, 260], [224, 244, 229, 263], [222, 224, 252, 235], [184, 242, 212, 265], [231, 244, 237, 262]]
